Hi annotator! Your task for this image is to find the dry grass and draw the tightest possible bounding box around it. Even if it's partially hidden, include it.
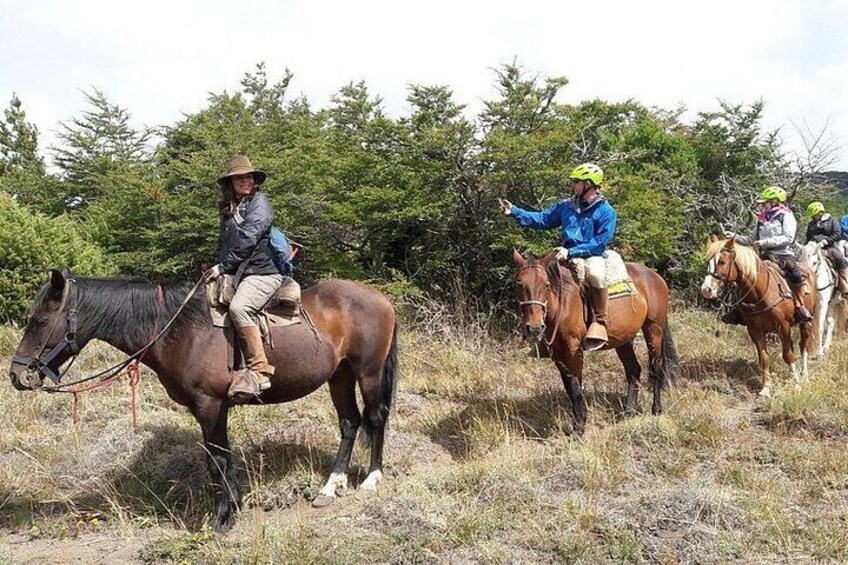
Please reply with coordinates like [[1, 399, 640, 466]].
[[1, 307, 848, 563]]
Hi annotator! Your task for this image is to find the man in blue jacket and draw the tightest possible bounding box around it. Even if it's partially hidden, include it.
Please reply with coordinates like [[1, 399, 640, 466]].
[[501, 163, 617, 350]]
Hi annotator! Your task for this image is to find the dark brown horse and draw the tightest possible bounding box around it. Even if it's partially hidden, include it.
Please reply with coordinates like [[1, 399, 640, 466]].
[[9, 269, 398, 530], [700, 237, 817, 396], [513, 250, 678, 434]]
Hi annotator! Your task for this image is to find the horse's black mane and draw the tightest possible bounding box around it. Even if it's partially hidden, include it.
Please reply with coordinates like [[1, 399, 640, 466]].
[[53, 277, 210, 350]]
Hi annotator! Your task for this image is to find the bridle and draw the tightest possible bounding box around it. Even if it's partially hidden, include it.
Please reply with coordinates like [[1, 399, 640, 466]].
[[11, 278, 81, 384], [517, 263, 564, 347]]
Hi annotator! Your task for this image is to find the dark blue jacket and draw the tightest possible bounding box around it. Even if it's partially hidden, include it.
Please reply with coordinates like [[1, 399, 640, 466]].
[[510, 195, 617, 258], [216, 191, 278, 277]]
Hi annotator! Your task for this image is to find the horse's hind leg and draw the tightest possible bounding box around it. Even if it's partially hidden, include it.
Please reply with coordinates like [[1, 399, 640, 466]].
[[314, 364, 361, 506], [615, 342, 641, 415], [357, 364, 389, 491], [642, 321, 665, 415], [749, 328, 772, 396]]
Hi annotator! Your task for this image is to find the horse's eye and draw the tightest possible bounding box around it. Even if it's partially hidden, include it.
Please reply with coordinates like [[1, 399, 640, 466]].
[[32, 317, 48, 327]]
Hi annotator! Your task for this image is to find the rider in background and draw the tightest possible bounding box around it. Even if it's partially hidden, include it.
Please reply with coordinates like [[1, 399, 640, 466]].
[[501, 163, 616, 351], [725, 186, 813, 323], [805, 201, 848, 297]]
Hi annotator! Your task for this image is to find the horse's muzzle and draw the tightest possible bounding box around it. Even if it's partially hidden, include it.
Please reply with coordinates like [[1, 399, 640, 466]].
[[523, 323, 546, 343], [9, 365, 40, 391]]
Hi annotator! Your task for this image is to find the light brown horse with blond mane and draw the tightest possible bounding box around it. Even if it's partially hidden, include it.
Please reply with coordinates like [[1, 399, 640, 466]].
[[700, 236, 817, 396], [513, 250, 679, 435]]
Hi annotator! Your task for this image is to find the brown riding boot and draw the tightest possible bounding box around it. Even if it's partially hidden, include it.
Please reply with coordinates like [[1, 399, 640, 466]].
[[229, 325, 273, 402], [583, 288, 609, 351], [839, 268, 848, 297], [791, 283, 813, 324]]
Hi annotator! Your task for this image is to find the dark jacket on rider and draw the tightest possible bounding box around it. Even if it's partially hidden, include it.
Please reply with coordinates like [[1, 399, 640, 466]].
[[217, 191, 277, 277], [806, 213, 843, 247]]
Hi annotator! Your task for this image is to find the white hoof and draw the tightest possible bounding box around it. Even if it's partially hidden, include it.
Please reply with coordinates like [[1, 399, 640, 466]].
[[359, 470, 383, 491], [759, 386, 771, 398], [318, 472, 348, 498]]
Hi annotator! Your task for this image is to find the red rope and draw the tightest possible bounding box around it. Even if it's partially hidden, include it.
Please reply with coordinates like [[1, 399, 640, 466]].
[[66, 285, 162, 429]]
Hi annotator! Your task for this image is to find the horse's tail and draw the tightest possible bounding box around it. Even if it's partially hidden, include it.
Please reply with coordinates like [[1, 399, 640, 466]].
[[362, 320, 399, 442], [659, 322, 680, 387]]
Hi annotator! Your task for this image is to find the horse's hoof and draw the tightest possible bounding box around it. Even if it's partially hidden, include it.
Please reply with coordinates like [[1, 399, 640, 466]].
[[355, 487, 377, 501], [311, 495, 336, 508]]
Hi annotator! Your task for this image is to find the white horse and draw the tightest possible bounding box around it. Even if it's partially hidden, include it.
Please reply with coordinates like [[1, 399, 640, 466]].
[[799, 240, 844, 357]]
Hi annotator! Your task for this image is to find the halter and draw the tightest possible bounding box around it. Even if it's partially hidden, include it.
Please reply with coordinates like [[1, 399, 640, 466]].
[[517, 263, 564, 347], [11, 279, 80, 384]]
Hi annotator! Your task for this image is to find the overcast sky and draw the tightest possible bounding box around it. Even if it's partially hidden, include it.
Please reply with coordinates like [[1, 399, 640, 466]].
[[2, 0, 847, 169]]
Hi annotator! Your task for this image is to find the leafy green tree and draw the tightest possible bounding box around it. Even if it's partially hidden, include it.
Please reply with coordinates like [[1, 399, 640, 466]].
[[0, 95, 61, 215]]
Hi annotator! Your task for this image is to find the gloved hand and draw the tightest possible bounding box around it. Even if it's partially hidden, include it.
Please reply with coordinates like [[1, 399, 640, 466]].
[[499, 198, 513, 215], [204, 264, 223, 282], [554, 247, 569, 262], [723, 230, 736, 239]]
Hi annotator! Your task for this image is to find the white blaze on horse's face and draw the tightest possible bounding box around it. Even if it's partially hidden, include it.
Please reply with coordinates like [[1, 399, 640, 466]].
[[701, 256, 721, 300]]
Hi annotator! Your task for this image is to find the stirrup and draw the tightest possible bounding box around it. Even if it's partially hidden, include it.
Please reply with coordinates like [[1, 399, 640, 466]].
[[583, 322, 608, 351], [228, 369, 271, 403]]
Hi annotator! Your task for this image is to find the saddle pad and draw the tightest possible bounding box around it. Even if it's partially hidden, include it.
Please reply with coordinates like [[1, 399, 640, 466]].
[[573, 250, 633, 289], [210, 305, 301, 330], [608, 279, 638, 299]]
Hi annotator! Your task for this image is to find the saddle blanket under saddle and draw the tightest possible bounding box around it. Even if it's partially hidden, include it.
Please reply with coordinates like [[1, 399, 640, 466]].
[[572, 250, 637, 299]]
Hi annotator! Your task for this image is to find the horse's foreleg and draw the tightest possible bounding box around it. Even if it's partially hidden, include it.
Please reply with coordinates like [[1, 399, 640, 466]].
[[749, 329, 771, 397], [194, 396, 239, 531], [823, 302, 837, 355], [556, 341, 586, 436], [814, 292, 829, 358], [314, 367, 361, 507], [614, 342, 641, 415]]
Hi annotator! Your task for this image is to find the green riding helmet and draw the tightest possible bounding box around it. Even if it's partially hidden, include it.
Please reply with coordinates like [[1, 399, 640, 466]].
[[756, 185, 787, 203], [569, 163, 603, 187], [806, 201, 825, 218]]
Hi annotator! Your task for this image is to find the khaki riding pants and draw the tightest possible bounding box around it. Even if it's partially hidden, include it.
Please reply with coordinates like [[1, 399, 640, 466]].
[[229, 273, 283, 328], [573, 256, 606, 288]]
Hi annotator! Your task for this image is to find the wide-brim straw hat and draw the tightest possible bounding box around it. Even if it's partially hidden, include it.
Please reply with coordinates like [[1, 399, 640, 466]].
[[217, 155, 267, 186]]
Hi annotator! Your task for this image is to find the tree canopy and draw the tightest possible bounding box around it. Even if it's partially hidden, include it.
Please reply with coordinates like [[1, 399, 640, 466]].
[[0, 63, 840, 324]]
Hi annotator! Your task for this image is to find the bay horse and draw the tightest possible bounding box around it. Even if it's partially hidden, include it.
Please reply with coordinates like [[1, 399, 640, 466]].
[[513, 250, 678, 435], [9, 269, 398, 531], [700, 237, 817, 396], [799, 240, 844, 358]]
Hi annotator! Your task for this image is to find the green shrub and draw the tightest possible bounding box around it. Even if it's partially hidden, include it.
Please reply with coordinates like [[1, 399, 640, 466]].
[[0, 192, 115, 323]]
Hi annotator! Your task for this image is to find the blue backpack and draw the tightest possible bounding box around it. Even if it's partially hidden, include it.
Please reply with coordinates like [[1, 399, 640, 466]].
[[841, 215, 848, 238], [268, 227, 295, 276]]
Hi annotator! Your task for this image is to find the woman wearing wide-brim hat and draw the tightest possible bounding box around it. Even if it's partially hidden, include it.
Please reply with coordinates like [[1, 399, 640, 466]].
[[205, 155, 280, 400]]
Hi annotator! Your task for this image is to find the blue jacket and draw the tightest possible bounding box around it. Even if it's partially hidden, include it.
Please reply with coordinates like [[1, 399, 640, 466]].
[[510, 195, 617, 258]]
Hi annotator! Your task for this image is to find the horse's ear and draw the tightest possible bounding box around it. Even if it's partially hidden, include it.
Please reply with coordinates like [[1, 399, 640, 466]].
[[512, 248, 526, 267], [539, 251, 557, 268], [725, 237, 735, 248], [709, 233, 719, 243], [50, 269, 67, 294]]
